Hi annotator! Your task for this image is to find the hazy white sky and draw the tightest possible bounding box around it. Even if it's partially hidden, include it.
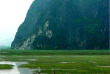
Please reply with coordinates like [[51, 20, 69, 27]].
[[0, 0, 34, 46]]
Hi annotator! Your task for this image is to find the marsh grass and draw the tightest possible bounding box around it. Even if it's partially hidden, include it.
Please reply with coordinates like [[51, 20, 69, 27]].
[[0, 50, 110, 73], [0, 64, 13, 69], [0, 50, 109, 55]]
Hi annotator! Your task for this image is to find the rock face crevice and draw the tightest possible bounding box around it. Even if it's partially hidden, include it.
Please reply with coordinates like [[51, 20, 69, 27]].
[[11, 0, 109, 50]]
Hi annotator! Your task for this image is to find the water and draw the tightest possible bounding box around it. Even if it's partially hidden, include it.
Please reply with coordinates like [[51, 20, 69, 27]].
[[0, 61, 20, 74], [0, 61, 34, 74], [16, 62, 33, 74]]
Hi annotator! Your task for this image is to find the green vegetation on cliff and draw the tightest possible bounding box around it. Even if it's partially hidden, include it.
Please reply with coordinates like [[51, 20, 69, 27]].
[[11, 0, 109, 50]]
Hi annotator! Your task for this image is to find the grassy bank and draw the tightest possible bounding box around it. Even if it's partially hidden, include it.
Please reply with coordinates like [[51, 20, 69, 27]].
[[0, 64, 13, 69]]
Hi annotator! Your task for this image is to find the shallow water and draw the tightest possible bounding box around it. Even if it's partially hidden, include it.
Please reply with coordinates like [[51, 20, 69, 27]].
[[16, 62, 33, 74], [0, 61, 34, 74], [60, 62, 76, 64], [0, 61, 20, 74], [98, 66, 110, 68]]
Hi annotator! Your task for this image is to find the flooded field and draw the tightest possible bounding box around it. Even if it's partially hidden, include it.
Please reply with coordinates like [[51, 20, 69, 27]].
[[0, 50, 109, 74]]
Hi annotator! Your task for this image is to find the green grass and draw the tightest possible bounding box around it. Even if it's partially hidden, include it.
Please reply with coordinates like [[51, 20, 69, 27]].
[[0, 50, 110, 74], [0, 64, 13, 69], [0, 50, 109, 55], [19, 55, 110, 74]]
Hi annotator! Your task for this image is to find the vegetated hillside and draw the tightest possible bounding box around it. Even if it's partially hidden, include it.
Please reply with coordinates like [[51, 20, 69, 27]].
[[11, 0, 109, 50]]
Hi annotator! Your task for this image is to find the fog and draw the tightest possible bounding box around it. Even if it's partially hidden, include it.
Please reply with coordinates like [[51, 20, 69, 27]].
[[0, 0, 34, 46]]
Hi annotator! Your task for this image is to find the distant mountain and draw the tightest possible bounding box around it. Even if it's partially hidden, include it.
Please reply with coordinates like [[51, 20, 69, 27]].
[[11, 0, 109, 50], [0, 45, 10, 49]]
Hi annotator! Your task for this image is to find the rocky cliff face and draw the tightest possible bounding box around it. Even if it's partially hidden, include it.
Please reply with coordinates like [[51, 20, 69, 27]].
[[11, 0, 109, 50]]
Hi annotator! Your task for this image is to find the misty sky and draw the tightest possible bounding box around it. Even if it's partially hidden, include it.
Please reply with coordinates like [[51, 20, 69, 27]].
[[0, 0, 34, 46]]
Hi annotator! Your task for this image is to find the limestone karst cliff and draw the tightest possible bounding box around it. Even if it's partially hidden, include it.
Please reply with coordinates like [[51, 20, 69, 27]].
[[11, 0, 109, 50]]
